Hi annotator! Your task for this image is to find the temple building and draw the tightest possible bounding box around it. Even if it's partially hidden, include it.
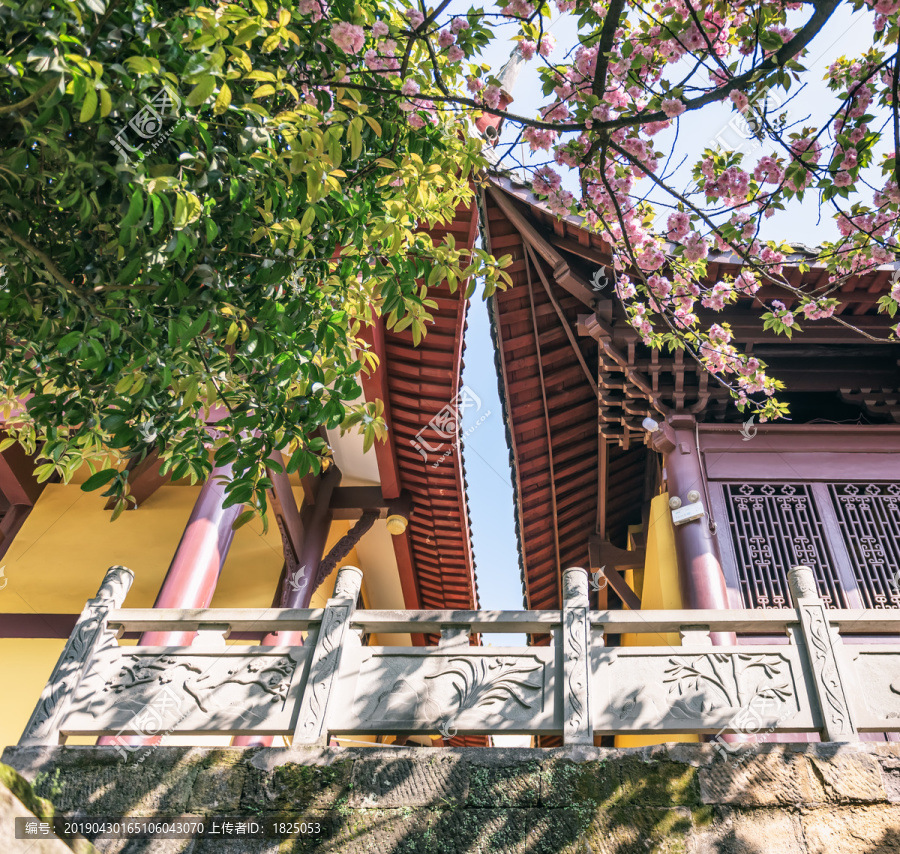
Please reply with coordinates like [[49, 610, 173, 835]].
[[2, 175, 900, 756]]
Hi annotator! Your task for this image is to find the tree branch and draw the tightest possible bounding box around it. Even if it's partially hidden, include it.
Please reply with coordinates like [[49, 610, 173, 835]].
[[592, 0, 628, 98], [0, 77, 60, 116], [0, 221, 80, 296]]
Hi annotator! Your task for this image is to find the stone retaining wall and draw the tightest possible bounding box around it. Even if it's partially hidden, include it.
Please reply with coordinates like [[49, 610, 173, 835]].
[[3, 743, 900, 853]]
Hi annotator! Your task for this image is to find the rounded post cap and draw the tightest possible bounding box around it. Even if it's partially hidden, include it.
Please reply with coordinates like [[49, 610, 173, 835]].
[[96, 565, 135, 606], [562, 566, 590, 601], [788, 566, 818, 604], [333, 565, 364, 599]]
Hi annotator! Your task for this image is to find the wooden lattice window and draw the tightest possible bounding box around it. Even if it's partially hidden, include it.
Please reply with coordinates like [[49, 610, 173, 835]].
[[721, 483, 848, 609], [828, 483, 900, 609]]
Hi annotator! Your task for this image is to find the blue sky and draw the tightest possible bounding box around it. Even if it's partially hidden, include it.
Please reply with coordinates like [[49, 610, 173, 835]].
[[456, 3, 883, 622]]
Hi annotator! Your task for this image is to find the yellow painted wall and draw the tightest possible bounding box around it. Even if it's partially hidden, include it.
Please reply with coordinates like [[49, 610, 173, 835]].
[[0, 483, 378, 749], [616, 492, 700, 747]]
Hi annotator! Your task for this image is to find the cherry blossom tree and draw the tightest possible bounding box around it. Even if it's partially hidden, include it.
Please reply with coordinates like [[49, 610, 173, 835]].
[[328, 0, 900, 421]]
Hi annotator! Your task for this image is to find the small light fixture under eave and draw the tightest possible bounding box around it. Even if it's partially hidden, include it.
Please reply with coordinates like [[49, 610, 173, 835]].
[[642, 416, 660, 433], [386, 514, 409, 536]]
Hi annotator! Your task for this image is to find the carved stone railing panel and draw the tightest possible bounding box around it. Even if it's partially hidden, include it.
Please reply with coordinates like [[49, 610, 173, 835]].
[[63, 647, 308, 737], [561, 567, 593, 744], [840, 648, 900, 731], [19, 566, 134, 746], [18, 564, 900, 747], [330, 647, 556, 736], [592, 645, 813, 734]]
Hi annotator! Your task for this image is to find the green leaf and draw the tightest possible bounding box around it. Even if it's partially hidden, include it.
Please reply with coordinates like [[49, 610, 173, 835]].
[[185, 75, 216, 107], [231, 509, 255, 530], [57, 331, 82, 354], [81, 469, 119, 491], [79, 88, 98, 123]]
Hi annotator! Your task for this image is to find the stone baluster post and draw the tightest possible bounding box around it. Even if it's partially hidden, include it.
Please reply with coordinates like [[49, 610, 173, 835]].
[[561, 567, 593, 745], [291, 565, 363, 746], [788, 565, 857, 742], [20, 566, 134, 746]]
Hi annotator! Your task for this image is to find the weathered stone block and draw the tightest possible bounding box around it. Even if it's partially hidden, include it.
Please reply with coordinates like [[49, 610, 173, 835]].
[[699, 747, 816, 806], [804, 749, 887, 803], [27, 747, 202, 816], [690, 807, 806, 854], [881, 758, 900, 804], [349, 753, 467, 808], [539, 758, 618, 809], [580, 806, 693, 854], [801, 806, 900, 853], [617, 756, 700, 807], [465, 759, 542, 808], [188, 750, 247, 814], [241, 757, 352, 812]]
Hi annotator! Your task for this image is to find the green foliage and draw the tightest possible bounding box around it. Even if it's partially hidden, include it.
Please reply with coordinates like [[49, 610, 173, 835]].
[[0, 0, 505, 517]]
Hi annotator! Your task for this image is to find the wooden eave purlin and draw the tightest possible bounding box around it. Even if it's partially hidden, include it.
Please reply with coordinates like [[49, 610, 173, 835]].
[[359, 197, 481, 621], [482, 184, 605, 609]]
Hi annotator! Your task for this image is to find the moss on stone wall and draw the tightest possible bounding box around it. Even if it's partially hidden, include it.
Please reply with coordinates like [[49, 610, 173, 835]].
[[2, 743, 900, 853]]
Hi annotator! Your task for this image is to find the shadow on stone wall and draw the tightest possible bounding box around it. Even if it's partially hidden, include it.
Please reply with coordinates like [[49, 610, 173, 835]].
[[2, 742, 900, 853]]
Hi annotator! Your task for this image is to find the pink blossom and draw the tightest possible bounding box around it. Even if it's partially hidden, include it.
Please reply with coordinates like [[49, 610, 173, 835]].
[[682, 232, 709, 263], [523, 126, 558, 151], [482, 85, 502, 109], [405, 7, 425, 28], [533, 166, 562, 195], [450, 18, 470, 33], [331, 21, 366, 54], [438, 29, 456, 49], [519, 40, 537, 60], [539, 35, 556, 57], [735, 271, 760, 295], [408, 113, 425, 129], [667, 211, 690, 241], [372, 20, 389, 38], [466, 77, 484, 94], [401, 79, 419, 96], [297, 0, 324, 21], [637, 243, 666, 271], [447, 46, 464, 62], [729, 90, 749, 111], [547, 187, 574, 216], [661, 98, 686, 118], [834, 171, 852, 187], [791, 136, 822, 165]]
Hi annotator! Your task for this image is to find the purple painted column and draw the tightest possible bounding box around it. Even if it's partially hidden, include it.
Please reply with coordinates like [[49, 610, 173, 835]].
[[233, 464, 341, 747], [650, 416, 732, 643]]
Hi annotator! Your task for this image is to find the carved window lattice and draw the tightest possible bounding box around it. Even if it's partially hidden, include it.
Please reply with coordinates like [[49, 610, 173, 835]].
[[723, 483, 848, 609], [828, 483, 900, 609]]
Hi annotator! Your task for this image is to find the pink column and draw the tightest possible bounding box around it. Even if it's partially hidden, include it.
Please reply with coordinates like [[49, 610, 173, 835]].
[[98, 463, 242, 747], [141, 463, 244, 646]]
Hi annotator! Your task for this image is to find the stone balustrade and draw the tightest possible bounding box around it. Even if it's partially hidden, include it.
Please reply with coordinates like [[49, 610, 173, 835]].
[[18, 564, 900, 748]]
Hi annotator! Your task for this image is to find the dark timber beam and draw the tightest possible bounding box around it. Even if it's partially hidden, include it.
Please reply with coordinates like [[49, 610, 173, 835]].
[[104, 450, 170, 510], [588, 535, 644, 611]]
